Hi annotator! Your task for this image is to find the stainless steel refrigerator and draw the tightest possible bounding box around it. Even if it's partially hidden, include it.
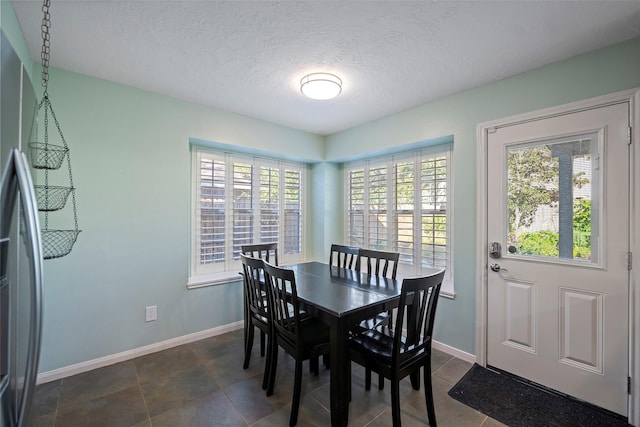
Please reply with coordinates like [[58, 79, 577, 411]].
[[0, 30, 45, 427]]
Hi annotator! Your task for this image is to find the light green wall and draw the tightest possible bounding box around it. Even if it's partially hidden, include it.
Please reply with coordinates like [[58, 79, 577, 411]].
[[307, 161, 344, 262], [325, 36, 640, 353], [32, 67, 324, 371]]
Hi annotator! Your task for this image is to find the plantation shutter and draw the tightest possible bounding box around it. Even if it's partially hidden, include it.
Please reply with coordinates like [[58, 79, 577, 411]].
[[192, 148, 305, 283], [344, 145, 452, 289]]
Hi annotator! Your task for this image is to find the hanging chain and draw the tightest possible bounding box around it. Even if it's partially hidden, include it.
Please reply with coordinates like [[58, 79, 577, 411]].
[[41, 0, 52, 231], [43, 99, 50, 228], [41, 0, 51, 227], [41, 0, 51, 92]]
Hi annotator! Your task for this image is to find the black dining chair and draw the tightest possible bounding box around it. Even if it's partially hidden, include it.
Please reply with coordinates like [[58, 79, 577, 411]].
[[329, 243, 359, 269], [348, 269, 445, 427], [357, 248, 399, 279], [240, 254, 273, 391], [263, 261, 330, 427], [355, 248, 401, 388], [240, 243, 278, 374], [241, 242, 279, 266], [356, 248, 400, 328]]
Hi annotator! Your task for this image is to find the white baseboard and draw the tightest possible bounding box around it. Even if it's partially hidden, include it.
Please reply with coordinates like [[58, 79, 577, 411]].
[[432, 340, 476, 364], [37, 321, 244, 384], [37, 321, 475, 384]]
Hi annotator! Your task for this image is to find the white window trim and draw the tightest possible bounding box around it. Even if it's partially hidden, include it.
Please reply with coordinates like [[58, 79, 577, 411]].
[[189, 147, 306, 288], [345, 145, 454, 296]]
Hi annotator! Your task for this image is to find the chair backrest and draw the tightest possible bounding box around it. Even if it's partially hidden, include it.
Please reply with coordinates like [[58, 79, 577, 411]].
[[329, 244, 359, 269], [240, 254, 269, 321], [357, 248, 400, 279], [393, 269, 445, 364], [263, 261, 300, 349], [241, 243, 279, 266]]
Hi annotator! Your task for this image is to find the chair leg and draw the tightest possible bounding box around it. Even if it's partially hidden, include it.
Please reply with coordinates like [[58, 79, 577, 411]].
[[260, 331, 266, 357], [266, 345, 279, 396], [365, 367, 372, 391], [424, 361, 437, 426], [261, 334, 272, 390], [243, 323, 254, 369], [347, 360, 352, 402], [323, 354, 330, 369], [378, 373, 384, 390], [391, 377, 401, 427], [290, 359, 303, 426], [410, 367, 420, 390], [310, 356, 319, 376]]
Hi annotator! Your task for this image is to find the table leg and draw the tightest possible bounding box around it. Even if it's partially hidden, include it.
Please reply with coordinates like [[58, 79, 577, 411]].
[[330, 319, 348, 427]]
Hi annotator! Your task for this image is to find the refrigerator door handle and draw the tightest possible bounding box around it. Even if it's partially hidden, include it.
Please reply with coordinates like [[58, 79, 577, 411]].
[[14, 150, 44, 427], [0, 149, 44, 427]]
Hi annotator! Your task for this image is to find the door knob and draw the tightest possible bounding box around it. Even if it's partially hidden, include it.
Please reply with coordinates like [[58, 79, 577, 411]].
[[490, 263, 508, 272]]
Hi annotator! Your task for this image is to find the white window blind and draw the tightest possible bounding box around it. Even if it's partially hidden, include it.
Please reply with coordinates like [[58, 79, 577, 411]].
[[345, 146, 453, 291], [191, 149, 305, 286], [368, 165, 388, 250], [283, 170, 302, 255]]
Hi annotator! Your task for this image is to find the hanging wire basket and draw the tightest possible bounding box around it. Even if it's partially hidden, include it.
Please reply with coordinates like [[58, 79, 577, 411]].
[[41, 229, 81, 260], [34, 186, 72, 211], [29, 142, 68, 170], [30, 0, 81, 260]]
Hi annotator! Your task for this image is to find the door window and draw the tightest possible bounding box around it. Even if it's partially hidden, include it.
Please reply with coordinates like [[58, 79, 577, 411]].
[[506, 132, 600, 264]]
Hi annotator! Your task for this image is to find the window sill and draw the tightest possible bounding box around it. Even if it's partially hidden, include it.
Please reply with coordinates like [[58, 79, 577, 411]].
[[438, 280, 455, 299], [440, 289, 455, 299], [187, 272, 242, 289]]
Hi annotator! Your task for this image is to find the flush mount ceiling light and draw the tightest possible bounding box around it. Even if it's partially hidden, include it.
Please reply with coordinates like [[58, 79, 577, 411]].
[[300, 73, 342, 100]]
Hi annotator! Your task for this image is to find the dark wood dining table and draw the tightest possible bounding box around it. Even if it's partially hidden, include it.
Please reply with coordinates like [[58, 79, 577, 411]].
[[283, 262, 402, 427]]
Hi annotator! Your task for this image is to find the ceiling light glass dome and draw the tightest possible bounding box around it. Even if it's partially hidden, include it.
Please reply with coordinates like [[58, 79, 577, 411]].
[[300, 73, 342, 100]]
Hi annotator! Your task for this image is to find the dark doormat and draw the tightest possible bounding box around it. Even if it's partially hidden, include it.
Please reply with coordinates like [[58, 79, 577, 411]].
[[448, 364, 629, 427]]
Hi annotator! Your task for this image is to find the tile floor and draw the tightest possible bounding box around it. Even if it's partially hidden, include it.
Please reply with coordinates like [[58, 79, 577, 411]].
[[28, 329, 506, 427]]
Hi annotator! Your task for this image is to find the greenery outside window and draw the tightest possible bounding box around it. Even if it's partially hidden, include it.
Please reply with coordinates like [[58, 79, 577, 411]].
[[189, 148, 305, 287], [345, 145, 453, 294]]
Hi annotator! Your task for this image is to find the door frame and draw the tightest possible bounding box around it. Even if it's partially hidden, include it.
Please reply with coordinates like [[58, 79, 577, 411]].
[[476, 87, 640, 424]]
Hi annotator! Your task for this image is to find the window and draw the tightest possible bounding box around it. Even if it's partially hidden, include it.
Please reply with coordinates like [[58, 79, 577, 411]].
[[190, 148, 305, 287], [345, 146, 453, 292]]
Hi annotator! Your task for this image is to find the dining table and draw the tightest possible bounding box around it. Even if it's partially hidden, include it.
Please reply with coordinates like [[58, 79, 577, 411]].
[[282, 262, 403, 427]]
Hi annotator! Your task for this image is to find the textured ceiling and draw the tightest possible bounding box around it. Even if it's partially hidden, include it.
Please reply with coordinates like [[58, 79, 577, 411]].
[[11, 1, 640, 136]]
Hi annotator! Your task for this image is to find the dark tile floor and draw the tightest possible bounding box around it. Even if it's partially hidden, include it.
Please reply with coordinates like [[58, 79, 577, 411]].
[[28, 329, 505, 426]]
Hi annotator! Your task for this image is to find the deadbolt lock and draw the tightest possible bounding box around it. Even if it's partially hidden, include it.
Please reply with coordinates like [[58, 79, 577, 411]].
[[489, 242, 501, 259]]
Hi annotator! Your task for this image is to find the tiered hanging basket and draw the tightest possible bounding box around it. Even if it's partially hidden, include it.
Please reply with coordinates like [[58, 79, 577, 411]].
[[29, 142, 68, 170], [29, 98, 81, 260], [29, 0, 81, 260], [40, 230, 80, 260], [34, 185, 71, 212]]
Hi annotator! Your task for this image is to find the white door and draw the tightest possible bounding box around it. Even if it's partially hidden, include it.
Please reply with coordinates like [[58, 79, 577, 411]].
[[486, 102, 630, 415]]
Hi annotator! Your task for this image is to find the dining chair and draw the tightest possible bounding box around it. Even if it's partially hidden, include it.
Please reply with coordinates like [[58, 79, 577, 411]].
[[241, 242, 279, 265], [263, 261, 330, 427], [355, 248, 401, 388], [356, 248, 400, 327], [240, 243, 279, 375], [240, 254, 273, 391], [329, 243, 359, 269], [357, 248, 399, 279], [348, 269, 445, 427]]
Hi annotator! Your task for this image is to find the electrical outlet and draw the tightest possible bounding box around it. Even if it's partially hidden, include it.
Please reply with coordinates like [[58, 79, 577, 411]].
[[145, 305, 157, 322]]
